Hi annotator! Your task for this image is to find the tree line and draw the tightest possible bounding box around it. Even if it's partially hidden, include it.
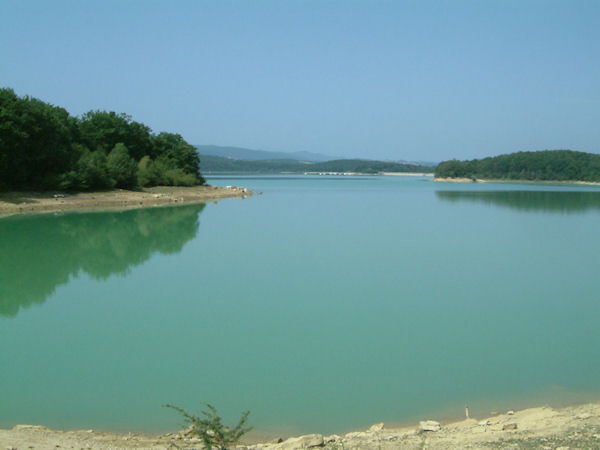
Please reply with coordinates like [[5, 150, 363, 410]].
[[200, 154, 434, 174], [0, 88, 204, 191], [435, 150, 600, 182]]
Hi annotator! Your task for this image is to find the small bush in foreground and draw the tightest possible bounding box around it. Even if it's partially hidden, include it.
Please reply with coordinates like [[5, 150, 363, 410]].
[[163, 403, 252, 449]]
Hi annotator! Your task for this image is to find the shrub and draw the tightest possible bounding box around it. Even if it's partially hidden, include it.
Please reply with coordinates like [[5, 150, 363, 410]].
[[107, 143, 138, 188], [76, 149, 114, 190], [137, 155, 160, 186], [142, 156, 203, 186], [164, 168, 199, 186], [163, 403, 252, 450]]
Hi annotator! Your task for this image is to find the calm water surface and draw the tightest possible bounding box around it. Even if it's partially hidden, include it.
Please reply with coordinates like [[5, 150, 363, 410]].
[[1, 176, 600, 435]]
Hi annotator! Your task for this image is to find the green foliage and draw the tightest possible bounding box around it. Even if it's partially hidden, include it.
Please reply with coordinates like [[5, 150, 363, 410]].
[[137, 155, 160, 186], [153, 132, 203, 180], [163, 167, 201, 186], [76, 149, 114, 190], [137, 155, 203, 187], [435, 150, 600, 182], [0, 88, 204, 191], [0, 88, 78, 190], [107, 143, 138, 188], [163, 403, 252, 450], [199, 155, 434, 174], [78, 110, 154, 160]]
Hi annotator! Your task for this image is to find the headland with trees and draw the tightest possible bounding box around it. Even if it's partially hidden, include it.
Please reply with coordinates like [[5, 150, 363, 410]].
[[435, 150, 600, 183], [0, 88, 204, 192]]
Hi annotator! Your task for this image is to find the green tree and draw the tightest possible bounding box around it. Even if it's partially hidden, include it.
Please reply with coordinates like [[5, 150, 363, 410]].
[[76, 149, 113, 190], [107, 143, 137, 188], [137, 155, 159, 186], [0, 88, 206, 191], [0, 88, 77, 190], [152, 132, 203, 182], [79, 110, 153, 160], [435, 150, 600, 182]]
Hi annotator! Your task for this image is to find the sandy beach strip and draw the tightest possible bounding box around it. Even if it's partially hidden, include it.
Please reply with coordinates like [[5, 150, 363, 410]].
[[0, 402, 598, 449], [0, 185, 251, 217], [432, 177, 600, 186], [381, 172, 434, 177]]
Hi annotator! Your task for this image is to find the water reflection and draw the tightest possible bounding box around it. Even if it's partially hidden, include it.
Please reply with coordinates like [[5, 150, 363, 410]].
[[0, 204, 205, 317], [436, 190, 600, 213]]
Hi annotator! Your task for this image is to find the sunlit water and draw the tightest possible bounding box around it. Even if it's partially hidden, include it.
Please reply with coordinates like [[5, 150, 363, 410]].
[[1, 175, 600, 436]]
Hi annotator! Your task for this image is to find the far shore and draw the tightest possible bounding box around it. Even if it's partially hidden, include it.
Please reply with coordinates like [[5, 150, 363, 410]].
[[433, 177, 600, 186], [1, 402, 598, 449], [205, 171, 434, 177], [0, 185, 251, 218], [302, 171, 434, 176], [381, 172, 434, 177]]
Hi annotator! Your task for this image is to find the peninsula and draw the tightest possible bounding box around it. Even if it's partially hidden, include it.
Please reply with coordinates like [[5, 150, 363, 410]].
[[0, 89, 255, 216], [0, 88, 205, 193], [0, 185, 249, 217], [434, 150, 600, 183]]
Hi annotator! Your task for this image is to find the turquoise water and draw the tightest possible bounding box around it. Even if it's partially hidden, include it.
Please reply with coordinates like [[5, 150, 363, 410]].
[[1, 176, 600, 436]]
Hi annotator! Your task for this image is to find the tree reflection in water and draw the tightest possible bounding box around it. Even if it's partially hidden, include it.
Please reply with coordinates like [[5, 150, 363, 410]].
[[436, 190, 600, 214], [0, 204, 205, 317]]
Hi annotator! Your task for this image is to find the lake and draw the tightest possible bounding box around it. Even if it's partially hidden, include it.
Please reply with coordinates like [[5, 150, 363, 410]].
[[1, 175, 600, 436]]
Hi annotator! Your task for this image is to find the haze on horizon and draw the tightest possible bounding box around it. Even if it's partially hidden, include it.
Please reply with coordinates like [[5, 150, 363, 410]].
[[1, 0, 598, 163]]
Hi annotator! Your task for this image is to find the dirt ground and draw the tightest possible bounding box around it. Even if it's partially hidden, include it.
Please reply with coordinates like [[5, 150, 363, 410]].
[[1, 402, 599, 449], [0, 185, 251, 217]]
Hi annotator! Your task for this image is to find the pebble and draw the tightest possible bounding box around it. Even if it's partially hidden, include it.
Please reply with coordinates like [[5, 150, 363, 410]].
[[419, 420, 442, 432], [324, 434, 340, 443]]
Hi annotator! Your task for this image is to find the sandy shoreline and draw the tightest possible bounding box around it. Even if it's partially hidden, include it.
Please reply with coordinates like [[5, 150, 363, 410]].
[[381, 172, 434, 177], [1, 402, 599, 449], [433, 177, 600, 186], [0, 185, 251, 217], [302, 171, 434, 176]]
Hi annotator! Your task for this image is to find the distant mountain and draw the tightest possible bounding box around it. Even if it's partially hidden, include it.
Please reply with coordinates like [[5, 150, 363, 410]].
[[195, 145, 334, 162]]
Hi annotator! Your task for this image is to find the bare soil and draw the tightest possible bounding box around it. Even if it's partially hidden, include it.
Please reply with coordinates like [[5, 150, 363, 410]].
[[1, 402, 599, 449], [0, 185, 250, 217]]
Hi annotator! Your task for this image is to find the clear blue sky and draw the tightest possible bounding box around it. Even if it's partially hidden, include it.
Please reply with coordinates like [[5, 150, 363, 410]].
[[1, 0, 598, 162]]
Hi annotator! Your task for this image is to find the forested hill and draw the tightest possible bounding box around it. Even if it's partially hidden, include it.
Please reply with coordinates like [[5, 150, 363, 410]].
[[435, 150, 600, 182], [0, 88, 203, 191], [200, 154, 434, 174], [196, 145, 333, 162]]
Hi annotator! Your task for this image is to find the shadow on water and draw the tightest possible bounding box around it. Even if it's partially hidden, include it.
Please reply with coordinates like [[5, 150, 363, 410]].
[[436, 190, 600, 213], [0, 204, 205, 317]]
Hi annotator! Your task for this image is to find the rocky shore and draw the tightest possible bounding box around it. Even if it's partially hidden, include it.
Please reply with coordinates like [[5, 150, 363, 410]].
[[0, 185, 251, 217], [1, 402, 599, 449]]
